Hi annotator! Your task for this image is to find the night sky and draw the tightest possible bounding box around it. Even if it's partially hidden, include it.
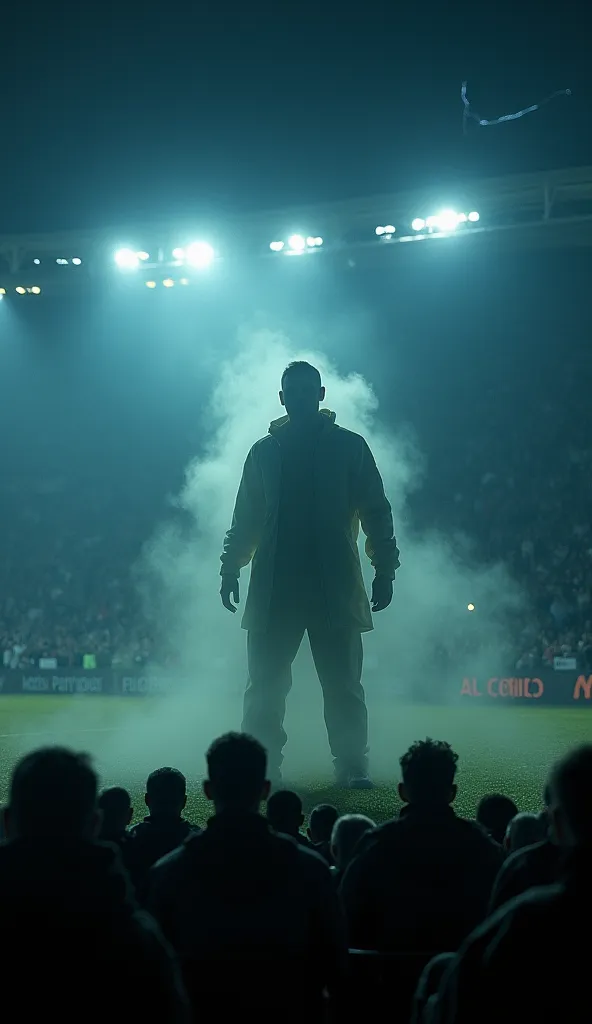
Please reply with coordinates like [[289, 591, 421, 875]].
[[1, 1, 587, 234]]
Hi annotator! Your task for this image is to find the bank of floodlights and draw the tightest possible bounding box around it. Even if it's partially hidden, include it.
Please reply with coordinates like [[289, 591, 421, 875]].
[[172, 242, 215, 268], [375, 224, 396, 240], [411, 210, 480, 233], [14, 286, 41, 295], [269, 234, 323, 255], [144, 278, 191, 289], [114, 248, 150, 271]]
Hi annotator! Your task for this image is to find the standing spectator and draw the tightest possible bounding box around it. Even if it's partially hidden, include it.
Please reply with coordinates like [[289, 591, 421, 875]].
[[308, 803, 339, 864], [147, 732, 346, 1020], [128, 767, 198, 890], [266, 789, 312, 847], [341, 739, 502, 952], [489, 785, 561, 912], [330, 813, 375, 886], [0, 747, 189, 1022], [426, 744, 592, 1023], [476, 793, 518, 845], [98, 785, 133, 852], [505, 811, 546, 853]]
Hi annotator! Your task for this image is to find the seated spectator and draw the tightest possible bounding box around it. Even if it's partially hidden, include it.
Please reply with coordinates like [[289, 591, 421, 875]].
[[476, 793, 518, 845], [0, 747, 189, 1022], [98, 785, 133, 849], [426, 744, 592, 1023], [341, 738, 503, 952], [489, 785, 561, 912], [505, 811, 546, 853], [147, 732, 346, 1019], [330, 813, 375, 885], [308, 802, 339, 864], [128, 767, 198, 889], [266, 789, 311, 846]]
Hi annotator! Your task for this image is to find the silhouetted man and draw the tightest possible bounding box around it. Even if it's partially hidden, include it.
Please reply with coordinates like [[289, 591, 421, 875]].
[[128, 767, 198, 891], [341, 738, 503, 952], [266, 789, 312, 847], [0, 747, 189, 1022], [98, 785, 133, 847], [220, 361, 399, 787], [146, 732, 346, 1020], [426, 744, 592, 1024]]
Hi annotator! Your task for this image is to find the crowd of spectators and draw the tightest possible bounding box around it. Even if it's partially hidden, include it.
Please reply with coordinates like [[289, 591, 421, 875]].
[[1, 731, 589, 1022]]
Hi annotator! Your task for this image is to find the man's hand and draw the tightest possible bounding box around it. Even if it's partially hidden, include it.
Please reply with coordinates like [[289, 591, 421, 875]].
[[220, 574, 240, 613], [371, 574, 393, 613]]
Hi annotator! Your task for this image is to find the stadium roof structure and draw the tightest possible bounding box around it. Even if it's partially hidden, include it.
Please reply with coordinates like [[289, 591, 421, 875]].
[[2, 164, 592, 296]]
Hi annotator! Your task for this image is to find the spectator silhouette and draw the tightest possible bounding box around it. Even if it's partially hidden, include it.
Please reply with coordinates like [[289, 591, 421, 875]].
[[505, 811, 546, 853], [330, 813, 375, 886], [489, 785, 561, 913], [147, 732, 346, 1020], [308, 802, 339, 863], [341, 739, 502, 952], [426, 744, 592, 1023], [128, 767, 198, 890], [98, 785, 133, 847], [0, 747, 189, 1022], [476, 793, 518, 845], [266, 789, 312, 846]]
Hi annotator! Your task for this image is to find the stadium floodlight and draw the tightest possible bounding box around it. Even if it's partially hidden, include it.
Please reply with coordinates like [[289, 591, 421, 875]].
[[269, 240, 284, 252], [145, 281, 157, 289], [185, 241, 214, 268], [172, 247, 185, 260], [411, 218, 425, 231], [71, 257, 82, 266], [306, 236, 323, 248], [163, 278, 175, 288], [114, 248, 140, 270], [468, 210, 480, 222], [376, 225, 395, 238], [33, 258, 41, 265], [31, 286, 41, 295], [0, 287, 6, 296], [56, 258, 69, 265], [287, 234, 306, 253], [467, 603, 475, 612], [16, 286, 26, 294], [137, 251, 149, 261], [375, 226, 386, 236], [180, 278, 189, 286]]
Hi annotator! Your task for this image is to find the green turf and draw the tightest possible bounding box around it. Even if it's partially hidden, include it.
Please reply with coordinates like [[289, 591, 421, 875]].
[[0, 695, 590, 826]]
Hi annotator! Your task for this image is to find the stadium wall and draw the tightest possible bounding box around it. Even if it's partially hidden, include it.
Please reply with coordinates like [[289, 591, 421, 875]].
[[0, 668, 592, 706]]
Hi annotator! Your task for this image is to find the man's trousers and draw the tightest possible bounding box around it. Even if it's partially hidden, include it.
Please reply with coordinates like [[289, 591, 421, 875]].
[[242, 616, 368, 778]]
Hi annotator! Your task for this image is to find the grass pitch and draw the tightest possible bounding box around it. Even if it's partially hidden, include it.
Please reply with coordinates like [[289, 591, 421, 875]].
[[0, 695, 590, 826]]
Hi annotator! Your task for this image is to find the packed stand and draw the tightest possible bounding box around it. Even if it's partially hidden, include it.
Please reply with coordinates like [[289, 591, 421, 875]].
[[1, 730, 586, 1022]]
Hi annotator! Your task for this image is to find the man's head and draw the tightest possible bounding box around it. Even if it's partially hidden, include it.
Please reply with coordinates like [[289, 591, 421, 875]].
[[5, 746, 99, 840], [548, 744, 592, 848], [506, 811, 545, 852], [279, 361, 325, 423], [145, 767, 187, 818], [266, 789, 304, 836], [98, 786, 133, 837], [476, 793, 519, 845], [331, 813, 375, 871], [204, 732, 269, 813], [399, 738, 459, 808], [308, 803, 339, 844]]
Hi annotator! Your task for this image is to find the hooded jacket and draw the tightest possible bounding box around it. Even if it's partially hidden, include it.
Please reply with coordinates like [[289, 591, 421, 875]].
[[220, 409, 399, 632], [0, 837, 189, 1022]]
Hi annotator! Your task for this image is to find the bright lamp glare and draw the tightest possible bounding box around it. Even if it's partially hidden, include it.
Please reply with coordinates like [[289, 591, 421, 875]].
[[71, 257, 82, 266], [384, 225, 395, 235], [163, 278, 175, 288], [145, 281, 156, 289], [137, 251, 149, 261], [411, 218, 425, 231], [270, 241, 284, 252], [33, 258, 41, 265], [467, 603, 475, 612], [435, 209, 460, 232], [288, 234, 306, 252], [375, 226, 385, 236], [31, 286, 41, 295], [114, 248, 140, 270], [172, 247, 185, 260], [180, 278, 189, 286], [185, 242, 214, 268], [468, 210, 480, 222], [16, 286, 26, 294]]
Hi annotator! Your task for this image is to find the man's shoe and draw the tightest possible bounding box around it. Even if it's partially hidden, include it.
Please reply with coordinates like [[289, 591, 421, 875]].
[[334, 770, 375, 790], [348, 775, 375, 790]]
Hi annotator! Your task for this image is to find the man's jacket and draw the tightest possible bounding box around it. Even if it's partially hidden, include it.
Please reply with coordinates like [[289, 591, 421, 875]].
[[220, 409, 399, 632]]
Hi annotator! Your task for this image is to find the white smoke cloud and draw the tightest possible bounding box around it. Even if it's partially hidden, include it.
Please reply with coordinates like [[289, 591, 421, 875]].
[[87, 326, 523, 784]]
